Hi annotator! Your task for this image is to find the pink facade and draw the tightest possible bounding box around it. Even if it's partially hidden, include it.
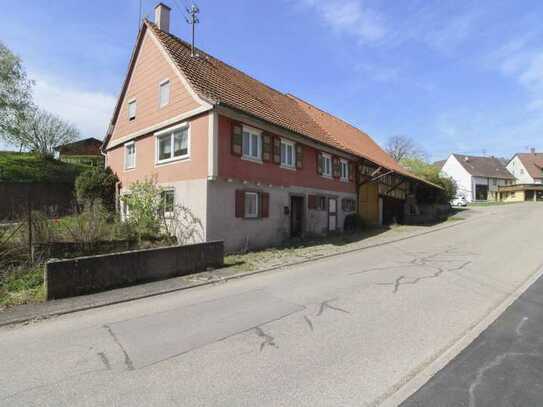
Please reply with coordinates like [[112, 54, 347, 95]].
[[217, 115, 356, 193]]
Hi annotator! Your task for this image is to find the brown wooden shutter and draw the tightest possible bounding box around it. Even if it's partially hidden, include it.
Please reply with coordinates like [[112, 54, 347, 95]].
[[348, 162, 354, 182], [332, 156, 341, 178], [262, 133, 272, 162], [316, 152, 323, 175], [261, 192, 270, 218], [231, 123, 243, 156], [273, 136, 281, 164], [308, 194, 317, 209], [295, 144, 303, 169], [235, 190, 245, 218]]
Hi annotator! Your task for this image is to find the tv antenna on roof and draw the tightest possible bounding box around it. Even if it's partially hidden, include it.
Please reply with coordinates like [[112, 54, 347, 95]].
[[185, 3, 200, 57]]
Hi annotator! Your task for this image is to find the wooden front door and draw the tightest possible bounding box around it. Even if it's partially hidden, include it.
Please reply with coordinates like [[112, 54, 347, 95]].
[[328, 197, 337, 232], [290, 196, 304, 237]]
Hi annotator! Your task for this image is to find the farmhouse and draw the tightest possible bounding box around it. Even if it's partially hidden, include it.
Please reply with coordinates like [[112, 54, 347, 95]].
[[103, 3, 440, 251]]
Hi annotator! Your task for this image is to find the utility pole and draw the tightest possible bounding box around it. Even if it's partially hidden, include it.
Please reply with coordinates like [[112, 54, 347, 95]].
[[185, 4, 200, 57]]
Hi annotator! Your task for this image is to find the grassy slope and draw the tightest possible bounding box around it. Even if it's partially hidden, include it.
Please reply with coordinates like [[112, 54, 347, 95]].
[[0, 151, 85, 183]]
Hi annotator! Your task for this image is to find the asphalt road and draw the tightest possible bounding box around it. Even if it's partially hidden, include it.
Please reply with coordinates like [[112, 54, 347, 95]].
[[401, 250, 543, 407], [1, 203, 543, 406]]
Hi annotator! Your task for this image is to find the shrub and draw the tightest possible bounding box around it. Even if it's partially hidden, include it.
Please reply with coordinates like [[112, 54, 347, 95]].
[[121, 178, 204, 244], [401, 158, 458, 203], [75, 166, 118, 211], [343, 214, 365, 232]]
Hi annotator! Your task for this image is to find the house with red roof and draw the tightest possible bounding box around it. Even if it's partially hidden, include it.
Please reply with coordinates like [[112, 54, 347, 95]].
[[103, 3, 440, 251]]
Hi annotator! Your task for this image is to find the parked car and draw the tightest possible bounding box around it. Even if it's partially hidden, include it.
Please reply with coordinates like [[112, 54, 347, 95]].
[[451, 196, 468, 207]]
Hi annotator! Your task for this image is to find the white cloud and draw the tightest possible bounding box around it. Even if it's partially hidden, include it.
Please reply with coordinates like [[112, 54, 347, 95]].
[[293, 0, 386, 44], [488, 36, 543, 114], [32, 74, 117, 140]]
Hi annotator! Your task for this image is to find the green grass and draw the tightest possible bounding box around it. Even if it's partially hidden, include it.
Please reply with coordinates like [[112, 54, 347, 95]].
[[0, 151, 85, 183], [468, 201, 522, 207], [0, 264, 45, 308]]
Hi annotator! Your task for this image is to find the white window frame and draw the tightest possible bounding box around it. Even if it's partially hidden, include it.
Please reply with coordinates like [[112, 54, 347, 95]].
[[280, 139, 296, 169], [241, 125, 262, 162], [160, 188, 175, 217], [244, 191, 259, 218], [127, 98, 136, 121], [124, 141, 136, 170], [155, 122, 190, 165], [340, 159, 349, 181], [159, 79, 170, 108], [321, 153, 332, 178]]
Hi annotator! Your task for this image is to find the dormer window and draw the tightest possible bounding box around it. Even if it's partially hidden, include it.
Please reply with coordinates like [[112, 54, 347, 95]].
[[127, 99, 136, 121]]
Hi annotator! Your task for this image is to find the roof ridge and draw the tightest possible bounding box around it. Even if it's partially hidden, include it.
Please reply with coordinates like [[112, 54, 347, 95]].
[[145, 20, 293, 102]]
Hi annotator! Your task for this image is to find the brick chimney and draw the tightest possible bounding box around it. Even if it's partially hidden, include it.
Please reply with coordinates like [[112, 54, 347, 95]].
[[155, 3, 171, 33]]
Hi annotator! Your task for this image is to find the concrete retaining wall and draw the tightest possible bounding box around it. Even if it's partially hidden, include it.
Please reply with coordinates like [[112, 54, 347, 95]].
[[45, 241, 224, 299]]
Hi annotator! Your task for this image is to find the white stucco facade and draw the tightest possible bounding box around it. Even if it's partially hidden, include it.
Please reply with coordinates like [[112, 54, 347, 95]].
[[441, 155, 472, 200], [441, 155, 512, 202], [507, 155, 538, 184]]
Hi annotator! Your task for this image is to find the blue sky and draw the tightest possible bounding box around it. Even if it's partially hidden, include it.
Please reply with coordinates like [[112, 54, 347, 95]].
[[2, 0, 542, 160]]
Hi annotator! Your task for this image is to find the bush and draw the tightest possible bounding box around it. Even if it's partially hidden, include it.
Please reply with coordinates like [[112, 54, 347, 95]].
[[343, 214, 365, 232], [401, 158, 458, 203], [75, 166, 118, 211]]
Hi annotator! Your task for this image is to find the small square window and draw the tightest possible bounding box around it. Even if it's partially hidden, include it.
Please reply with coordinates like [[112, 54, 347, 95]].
[[244, 192, 259, 218], [124, 142, 136, 169], [128, 100, 136, 121], [159, 80, 170, 108]]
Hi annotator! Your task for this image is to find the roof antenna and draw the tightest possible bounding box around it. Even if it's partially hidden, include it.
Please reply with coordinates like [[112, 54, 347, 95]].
[[185, 3, 200, 57]]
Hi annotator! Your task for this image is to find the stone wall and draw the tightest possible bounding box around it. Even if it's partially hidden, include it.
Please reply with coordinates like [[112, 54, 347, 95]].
[[45, 241, 224, 299]]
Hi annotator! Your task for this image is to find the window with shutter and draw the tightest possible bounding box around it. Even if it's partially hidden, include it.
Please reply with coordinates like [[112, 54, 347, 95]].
[[262, 134, 272, 162], [231, 123, 243, 156], [273, 137, 281, 164], [332, 157, 341, 178], [235, 190, 245, 217], [261, 192, 270, 217], [296, 144, 303, 169], [349, 162, 355, 182]]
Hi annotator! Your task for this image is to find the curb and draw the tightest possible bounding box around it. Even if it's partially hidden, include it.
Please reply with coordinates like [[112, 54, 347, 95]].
[[0, 215, 478, 328], [376, 263, 543, 407]]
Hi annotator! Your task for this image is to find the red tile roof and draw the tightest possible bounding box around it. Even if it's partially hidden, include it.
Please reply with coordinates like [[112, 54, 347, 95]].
[[143, 21, 437, 187], [516, 153, 543, 180]]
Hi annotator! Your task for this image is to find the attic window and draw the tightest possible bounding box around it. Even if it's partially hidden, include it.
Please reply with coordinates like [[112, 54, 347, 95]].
[[159, 80, 170, 108], [128, 99, 136, 121]]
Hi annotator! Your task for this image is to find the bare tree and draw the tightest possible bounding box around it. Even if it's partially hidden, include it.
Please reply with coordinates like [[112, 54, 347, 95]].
[[385, 135, 425, 162], [12, 108, 79, 157]]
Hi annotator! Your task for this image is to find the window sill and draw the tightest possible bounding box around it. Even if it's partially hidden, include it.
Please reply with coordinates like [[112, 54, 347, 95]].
[[280, 165, 296, 171], [340, 178, 349, 183], [155, 155, 190, 166], [124, 167, 136, 172], [320, 174, 333, 179], [241, 156, 263, 165]]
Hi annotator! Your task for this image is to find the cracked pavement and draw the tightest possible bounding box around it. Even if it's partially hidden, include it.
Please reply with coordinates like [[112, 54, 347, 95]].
[[1, 203, 543, 406], [402, 254, 543, 407]]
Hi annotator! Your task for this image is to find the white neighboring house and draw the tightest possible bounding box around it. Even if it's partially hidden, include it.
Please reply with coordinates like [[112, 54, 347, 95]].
[[507, 151, 543, 184], [438, 154, 515, 202]]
